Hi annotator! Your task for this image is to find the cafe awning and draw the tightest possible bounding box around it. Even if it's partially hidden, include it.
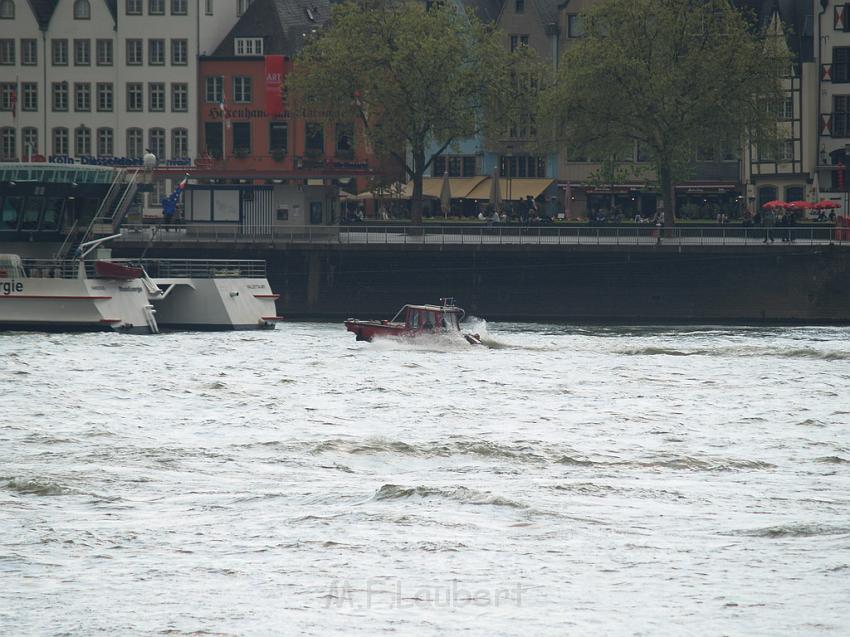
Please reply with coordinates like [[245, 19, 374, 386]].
[[401, 176, 487, 199], [467, 178, 554, 201]]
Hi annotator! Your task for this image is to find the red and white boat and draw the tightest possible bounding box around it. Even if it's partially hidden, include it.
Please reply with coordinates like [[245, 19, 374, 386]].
[[345, 298, 481, 344]]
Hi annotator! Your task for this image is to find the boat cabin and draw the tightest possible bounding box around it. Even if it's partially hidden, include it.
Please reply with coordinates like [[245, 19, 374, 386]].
[[392, 304, 463, 333]]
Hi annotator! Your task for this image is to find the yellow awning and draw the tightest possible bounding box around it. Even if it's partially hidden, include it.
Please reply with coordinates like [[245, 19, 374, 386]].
[[401, 176, 488, 199], [466, 178, 555, 201]]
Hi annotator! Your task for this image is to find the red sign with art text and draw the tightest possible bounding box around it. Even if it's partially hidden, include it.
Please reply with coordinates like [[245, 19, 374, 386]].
[[265, 55, 285, 117]]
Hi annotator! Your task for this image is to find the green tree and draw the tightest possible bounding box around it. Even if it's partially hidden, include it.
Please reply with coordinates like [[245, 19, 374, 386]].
[[287, 0, 541, 223], [541, 0, 788, 226]]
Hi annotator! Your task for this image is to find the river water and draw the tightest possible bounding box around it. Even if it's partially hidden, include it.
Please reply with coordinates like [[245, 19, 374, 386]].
[[2, 322, 849, 635]]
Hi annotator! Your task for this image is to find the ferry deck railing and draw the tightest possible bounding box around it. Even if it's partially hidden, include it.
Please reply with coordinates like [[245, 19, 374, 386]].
[[18, 258, 267, 280], [117, 223, 850, 247]]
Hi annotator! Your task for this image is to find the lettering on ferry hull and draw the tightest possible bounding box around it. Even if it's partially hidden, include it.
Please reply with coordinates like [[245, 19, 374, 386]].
[[2, 282, 24, 295]]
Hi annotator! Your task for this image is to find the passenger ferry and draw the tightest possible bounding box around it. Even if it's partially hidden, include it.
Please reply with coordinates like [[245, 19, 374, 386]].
[[0, 238, 281, 333]]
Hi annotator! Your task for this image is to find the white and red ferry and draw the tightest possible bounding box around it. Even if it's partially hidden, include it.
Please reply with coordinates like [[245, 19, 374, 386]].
[[0, 238, 281, 333]]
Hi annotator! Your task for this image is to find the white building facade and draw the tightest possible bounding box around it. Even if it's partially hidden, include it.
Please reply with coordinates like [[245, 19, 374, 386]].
[[0, 0, 240, 206]]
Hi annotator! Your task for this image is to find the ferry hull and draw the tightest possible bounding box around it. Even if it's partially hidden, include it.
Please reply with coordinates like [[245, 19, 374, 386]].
[[0, 278, 155, 333], [149, 278, 281, 330]]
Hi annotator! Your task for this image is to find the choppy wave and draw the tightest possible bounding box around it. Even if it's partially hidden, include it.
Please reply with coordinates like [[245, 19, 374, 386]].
[[730, 524, 850, 538], [4, 477, 81, 497], [371, 484, 528, 509], [619, 345, 850, 360]]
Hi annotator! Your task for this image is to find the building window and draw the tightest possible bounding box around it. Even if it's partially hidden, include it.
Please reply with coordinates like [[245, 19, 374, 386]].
[[74, 82, 91, 111], [171, 0, 186, 14], [52, 82, 68, 111], [335, 122, 353, 157], [432, 155, 478, 178], [75, 126, 91, 156], [0, 39, 14, 65], [126, 127, 143, 157], [509, 34, 529, 52], [149, 128, 165, 160], [171, 128, 188, 159], [515, 0, 524, 13], [96, 83, 113, 111], [149, 0, 164, 14], [126, 0, 142, 14], [269, 121, 287, 152], [96, 39, 113, 65], [233, 76, 251, 103], [171, 39, 187, 65], [171, 83, 188, 111], [52, 39, 68, 65], [149, 82, 165, 111], [149, 177, 165, 207], [567, 14, 585, 38], [73, 0, 90, 19], [305, 122, 324, 154], [499, 155, 546, 178], [834, 95, 850, 138], [53, 127, 69, 155], [0, 83, 14, 111], [780, 140, 794, 161], [205, 0, 212, 15], [834, 47, 850, 83], [127, 83, 143, 111], [236, 0, 251, 16], [21, 82, 37, 111], [149, 39, 165, 65], [22, 127, 38, 157], [235, 37, 263, 55], [97, 127, 113, 156], [782, 96, 793, 119], [74, 39, 90, 65], [205, 76, 223, 103], [1, 127, 15, 160], [232, 122, 250, 154], [0, 0, 14, 19], [21, 39, 37, 65], [126, 39, 142, 65]]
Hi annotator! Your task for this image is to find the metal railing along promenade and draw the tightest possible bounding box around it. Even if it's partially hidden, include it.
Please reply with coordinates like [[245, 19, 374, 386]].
[[116, 223, 850, 248]]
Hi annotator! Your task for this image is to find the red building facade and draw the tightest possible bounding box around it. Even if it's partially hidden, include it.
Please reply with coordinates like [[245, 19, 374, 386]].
[[197, 55, 374, 191]]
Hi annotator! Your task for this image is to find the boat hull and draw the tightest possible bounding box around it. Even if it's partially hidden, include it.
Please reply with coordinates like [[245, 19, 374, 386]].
[[0, 277, 155, 333], [149, 277, 281, 330], [344, 320, 407, 342]]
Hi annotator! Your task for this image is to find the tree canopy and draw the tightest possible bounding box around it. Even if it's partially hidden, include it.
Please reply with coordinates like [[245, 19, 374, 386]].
[[288, 0, 542, 223], [541, 0, 789, 225]]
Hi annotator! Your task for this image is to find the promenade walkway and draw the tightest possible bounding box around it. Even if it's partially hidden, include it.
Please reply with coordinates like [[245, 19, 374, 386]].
[[117, 223, 849, 248]]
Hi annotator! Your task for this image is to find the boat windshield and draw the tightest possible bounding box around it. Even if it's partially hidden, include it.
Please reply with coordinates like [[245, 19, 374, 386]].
[[442, 312, 459, 330], [391, 306, 408, 323]]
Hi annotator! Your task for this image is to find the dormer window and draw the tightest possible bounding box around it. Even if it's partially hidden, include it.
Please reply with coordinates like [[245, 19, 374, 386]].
[[0, 0, 14, 19], [74, 0, 91, 19], [515, 0, 524, 14], [235, 37, 263, 56]]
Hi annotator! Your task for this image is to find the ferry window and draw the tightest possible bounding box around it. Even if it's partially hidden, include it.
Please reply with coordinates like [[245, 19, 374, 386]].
[[276, 208, 288, 221], [20, 197, 43, 230], [309, 201, 322, 224], [1, 196, 22, 229], [41, 198, 64, 230]]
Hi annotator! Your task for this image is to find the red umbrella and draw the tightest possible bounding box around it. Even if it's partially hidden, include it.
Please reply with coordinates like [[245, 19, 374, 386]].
[[761, 200, 786, 209], [814, 199, 841, 209], [787, 200, 814, 209]]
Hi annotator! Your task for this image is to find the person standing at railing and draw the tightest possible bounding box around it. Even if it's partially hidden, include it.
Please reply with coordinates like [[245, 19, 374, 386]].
[[762, 208, 775, 243]]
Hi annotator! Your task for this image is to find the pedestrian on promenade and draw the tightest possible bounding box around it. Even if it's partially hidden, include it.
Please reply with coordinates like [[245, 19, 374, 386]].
[[762, 208, 775, 243]]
